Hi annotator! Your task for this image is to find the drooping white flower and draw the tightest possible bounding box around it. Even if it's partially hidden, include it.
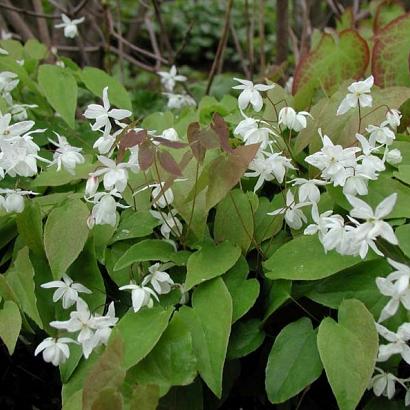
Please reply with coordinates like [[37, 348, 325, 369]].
[[346, 193, 398, 258], [91, 155, 132, 192], [35, 337, 76, 366], [355, 133, 385, 180], [234, 116, 276, 149], [0, 71, 19, 97], [163, 92, 196, 109], [87, 191, 127, 228], [268, 190, 309, 230], [50, 299, 96, 344], [0, 112, 34, 139], [48, 133, 85, 175], [158, 65, 187, 92], [142, 263, 174, 295], [382, 109, 401, 130], [337, 76, 374, 115], [55, 14, 85, 39], [385, 148, 402, 165], [85, 176, 99, 198], [305, 130, 359, 187], [150, 209, 182, 239], [367, 124, 395, 147], [368, 368, 399, 399], [119, 281, 159, 312], [84, 87, 132, 136], [151, 183, 174, 208], [0, 188, 36, 213], [278, 107, 311, 132], [376, 323, 410, 364], [9, 103, 37, 122], [232, 78, 274, 112], [291, 178, 326, 203], [41, 273, 92, 309]]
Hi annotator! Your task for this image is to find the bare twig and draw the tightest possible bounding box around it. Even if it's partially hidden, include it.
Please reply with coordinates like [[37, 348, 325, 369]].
[[258, 0, 266, 75], [73, 0, 89, 15], [1, 0, 35, 40], [115, 0, 125, 82], [276, 0, 289, 66], [0, 1, 58, 19], [109, 46, 156, 72], [230, 21, 250, 78], [144, 15, 162, 70], [32, 0, 51, 45], [151, 0, 174, 64], [244, 0, 255, 78], [205, 0, 233, 95]]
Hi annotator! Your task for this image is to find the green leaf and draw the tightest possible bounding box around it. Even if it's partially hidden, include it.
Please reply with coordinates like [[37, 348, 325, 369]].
[[81, 67, 132, 111], [113, 306, 173, 369], [16, 201, 44, 256], [131, 312, 197, 394], [179, 278, 232, 398], [396, 224, 410, 258], [38, 65, 77, 128], [111, 211, 160, 242], [317, 299, 378, 410], [264, 235, 364, 280], [0, 301, 21, 354], [214, 189, 254, 253], [185, 241, 241, 290], [265, 318, 322, 404], [24, 39, 47, 60], [227, 319, 265, 360], [6, 247, 42, 327], [372, 14, 410, 87], [44, 199, 90, 279], [253, 196, 284, 244], [223, 256, 259, 322], [114, 240, 186, 271], [293, 30, 369, 109], [32, 160, 95, 187], [263, 280, 292, 322], [393, 164, 410, 185]]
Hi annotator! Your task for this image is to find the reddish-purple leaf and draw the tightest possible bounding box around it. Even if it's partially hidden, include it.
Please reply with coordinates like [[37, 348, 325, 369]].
[[152, 137, 187, 149], [212, 113, 234, 153], [138, 142, 155, 171], [158, 151, 183, 177], [117, 130, 147, 162], [187, 122, 205, 162]]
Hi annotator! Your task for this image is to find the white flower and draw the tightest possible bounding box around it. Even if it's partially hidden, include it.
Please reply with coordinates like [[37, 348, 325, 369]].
[[158, 65, 187, 92], [91, 155, 132, 192], [245, 152, 295, 191], [85, 176, 99, 198], [87, 191, 127, 228], [150, 209, 182, 239], [337, 75, 374, 115], [84, 87, 131, 136], [278, 107, 311, 132], [35, 337, 76, 366], [9, 104, 37, 122], [0, 72, 19, 96], [285, 77, 293, 94], [93, 133, 116, 154], [0, 112, 34, 139], [355, 133, 385, 180], [232, 78, 274, 112], [48, 133, 85, 175], [367, 124, 396, 146], [368, 368, 399, 399], [119, 281, 159, 312], [163, 92, 196, 109], [0, 188, 36, 213], [291, 178, 326, 203], [305, 130, 359, 187], [376, 323, 410, 364], [142, 263, 174, 294], [151, 183, 174, 208], [385, 148, 402, 165], [41, 273, 91, 309], [234, 116, 276, 149], [268, 190, 309, 230], [55, 14, 85, 39], [376, 276, 410, 322], [382, 109, 401, 130], [346, 193, 398, 258], [50, 299, 96, 344], [1, 30, 12, 40]]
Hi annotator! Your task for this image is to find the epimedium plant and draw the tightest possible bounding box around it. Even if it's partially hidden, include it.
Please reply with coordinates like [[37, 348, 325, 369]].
[[1, 33, 410, 410]]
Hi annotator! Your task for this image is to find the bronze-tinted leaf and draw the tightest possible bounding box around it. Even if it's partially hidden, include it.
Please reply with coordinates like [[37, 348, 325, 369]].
[[187, 122, 206, 162], [152, 137, 187, 149], [117, 130, 147, 162], [212, 113, 234, 153], [138, 142, 155, 171], [158, 151, 183, 177]]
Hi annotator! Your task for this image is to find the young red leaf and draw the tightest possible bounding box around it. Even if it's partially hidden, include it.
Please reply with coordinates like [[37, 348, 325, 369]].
[[187, 122, 206, 162], [158, 151, 183, 177], [117, 129, 147, 162], [152, 137, 187, 149], [212, 113, 234, 153], [138, 142, 155, 171]]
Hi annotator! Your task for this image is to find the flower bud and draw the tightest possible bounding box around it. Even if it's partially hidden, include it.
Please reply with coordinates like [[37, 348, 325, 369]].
[[386, 148, 402, 165], [5, 193, 24, 213], [85, 176, 98, 197]]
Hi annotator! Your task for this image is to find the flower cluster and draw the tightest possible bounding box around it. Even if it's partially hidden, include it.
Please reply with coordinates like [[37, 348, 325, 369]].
[[157, 65, 195, 109]]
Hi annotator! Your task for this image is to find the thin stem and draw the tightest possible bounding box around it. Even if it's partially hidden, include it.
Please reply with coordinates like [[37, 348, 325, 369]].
[[183, 159, 200, 243]]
